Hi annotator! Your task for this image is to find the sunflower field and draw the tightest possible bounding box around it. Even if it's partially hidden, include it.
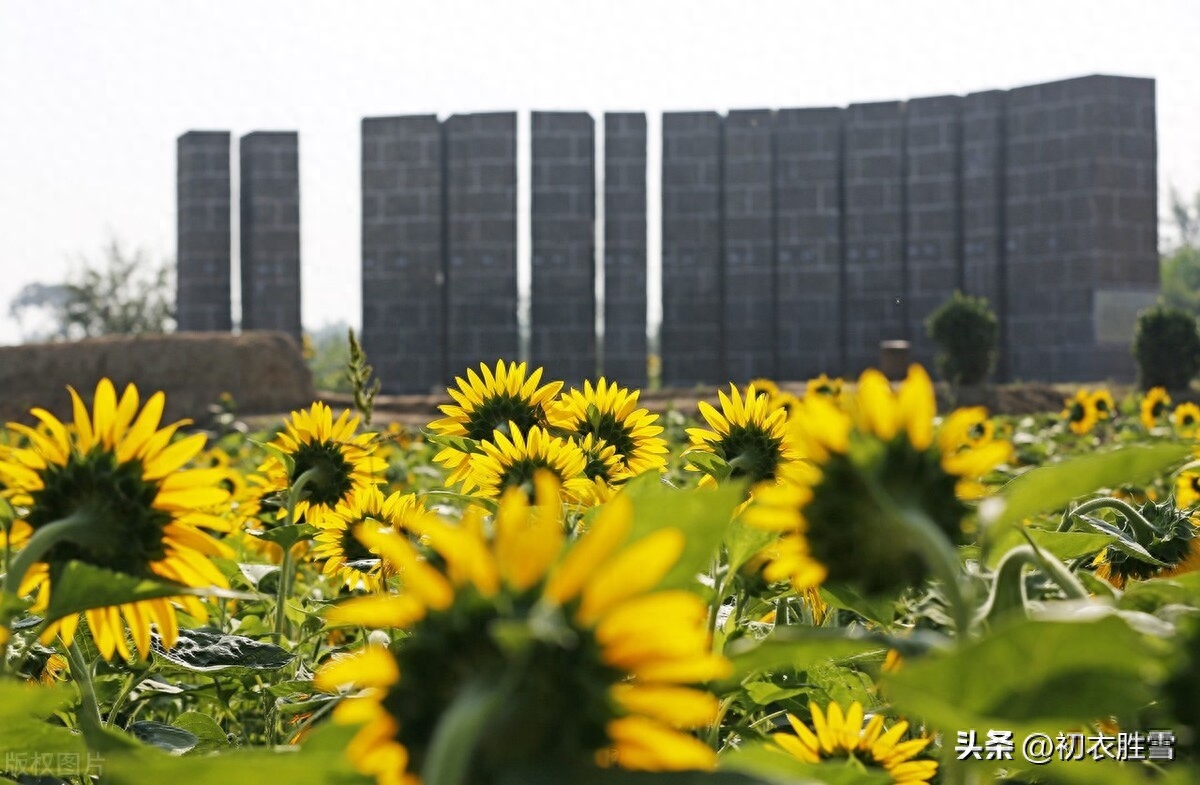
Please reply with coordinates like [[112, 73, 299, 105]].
[[2, 362, 1200, 785]]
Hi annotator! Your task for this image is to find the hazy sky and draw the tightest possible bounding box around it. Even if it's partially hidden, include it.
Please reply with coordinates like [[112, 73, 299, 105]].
[[2, 0, 1198, 345]]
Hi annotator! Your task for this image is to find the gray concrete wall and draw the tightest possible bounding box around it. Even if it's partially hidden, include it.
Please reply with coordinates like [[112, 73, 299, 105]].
[[531, 112, 595, 384], [361, 115, 445, 393], [176, 131, 232, 332], [239, 131, 302, 342], [603, 113, 648, 387]]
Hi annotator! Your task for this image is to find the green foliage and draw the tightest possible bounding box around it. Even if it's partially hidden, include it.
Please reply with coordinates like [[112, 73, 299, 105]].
[[347, 328, 382, 426], [305, 322, 354, 393], [1161, 245, 1200, 315], [1132, 304, 1200, 390], [8, 239, 174, 341], [924, 291, 998, 386]]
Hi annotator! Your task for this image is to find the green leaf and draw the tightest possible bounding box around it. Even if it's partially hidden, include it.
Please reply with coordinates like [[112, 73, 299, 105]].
[[424, 432, 480, 455], [499, 767, 772, 785], [819, 584, 898, 626], [153, 627, 294, 675], [0, 682, 88, 776], [1120, 571, 1200, 612], [42, 561, 255, 624], [721, 742, 892, 785], [171, 712, 231, 755], [986, 444, 1189, 528], [684, 450, 732, 482], [724, 518, 777, 575], [127, 721, 199, 754], [237, 563, 280, 589], [252, 523, 317, 549], [621, 473, 745, 590], [985, 528, 1116, 568], [881, 616, 1168, 739], [725, 627, 885, 682]]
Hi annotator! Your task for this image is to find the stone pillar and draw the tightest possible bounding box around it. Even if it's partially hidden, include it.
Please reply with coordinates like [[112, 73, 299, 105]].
[[603, 113, 648, 387], [722, 109, 776, 382], [444, 113, 518, 377], [239, 132, 301, 343], [530, 112, 595, 384], [843, 102, 905, 374], [361, 115, 444, 394], [176, 131, 232, 332], [661, 111, 722, 386], [775, 108, 843, 379], [904, 95, 964, 367]]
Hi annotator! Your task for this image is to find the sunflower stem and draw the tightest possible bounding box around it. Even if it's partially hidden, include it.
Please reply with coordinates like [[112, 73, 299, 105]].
[[66, 638, 102, 728], [421, 674, 517, 785], [1059, 497, 1159, 542], [896, 507, 974, 641], [3, 510, 94, 599], [273, 468, 321, 642]]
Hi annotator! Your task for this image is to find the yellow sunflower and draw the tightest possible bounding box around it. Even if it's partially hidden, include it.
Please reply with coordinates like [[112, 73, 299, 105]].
[[1173, 403, 1200, 437], [743, 365, 1011, 597], [316, 474, 728, 782], [1062, 390, 1099, 436], [0, 379, 233, 661], [1179, 471, 1200, 509], [772, 701, 937, 785], [259, 402, 386, 527], [430, 361, 563, 487], [1090, 389, 1116, 421], [805, 374, 845, 401], [1141, 387, 1171, 430], [313, 487, 428, 592], [548, 378, 669, 478], [1092, 499, 1200, 589], [685, 384, 805, 490], [463, 423, 594, 504]]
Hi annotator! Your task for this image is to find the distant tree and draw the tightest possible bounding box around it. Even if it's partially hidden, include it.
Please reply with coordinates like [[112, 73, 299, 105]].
[[1162, 188, 1200, 316], [9, 239, 174, 341], [305, 322, 354, 393]]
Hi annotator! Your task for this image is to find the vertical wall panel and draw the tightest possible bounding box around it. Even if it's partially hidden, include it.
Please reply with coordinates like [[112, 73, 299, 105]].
[[444, 113, 518, 376], [531, 112, 595, 384], [843, 102, 905, 374], [661, 111, 722, 385], [722, 109, 776, 381], [775, 108, 843, 378], [176, 131, 232, 332], [240, 131, 302, 343], [361, 115, 444, 393], [603, 113, 648, 386]]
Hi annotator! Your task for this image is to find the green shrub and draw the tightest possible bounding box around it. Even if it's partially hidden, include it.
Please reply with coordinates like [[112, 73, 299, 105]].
[[1133, 304, 1200, 391], [924, 291, 998, 386]]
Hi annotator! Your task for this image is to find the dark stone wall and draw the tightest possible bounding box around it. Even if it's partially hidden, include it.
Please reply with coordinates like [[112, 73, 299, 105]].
[[603, 113, 648, 387], [176, 131, 232, 332], [531, 112, 595, 384], [240, 132, 302, 342], [361, 115, 444, 393], [444, 112, 518, 378]]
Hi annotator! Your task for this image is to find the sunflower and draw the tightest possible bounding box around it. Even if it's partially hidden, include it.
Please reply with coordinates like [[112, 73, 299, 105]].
[[1179, 472, 1200, 509], [1092, 499, 1200, 589], [805, 374, 844, 401], [462, 424, 594, 504], [1062, 390, 1099, 436], [749, 379, 800, 418], [548, 378, 668, 478], [259, 402, 386, 527], [316, 474, 728, 783], [430, 362, 563, 488], [313, 487, 428, 592], [685, 384, 805, 490], [743, 366, 1011, 597], [0, 379, 233, 660], [1141, 387, 1171, 430], [1173, 403, 1200, 437], [772, 701, 937, 785], [1090, 389, 1116, 421]]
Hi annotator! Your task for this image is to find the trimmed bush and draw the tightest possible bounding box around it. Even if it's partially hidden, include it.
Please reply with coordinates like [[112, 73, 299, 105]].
[[1134, 304, 1200, 391], [925, 291, 999, 386]]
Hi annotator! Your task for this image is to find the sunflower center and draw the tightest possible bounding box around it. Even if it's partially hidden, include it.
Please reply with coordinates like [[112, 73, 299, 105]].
[[497, 458, 565, 499], [27, 449, 170, 577], [717, 424, 784, 484], [291, 440, 355, 508], [383, 594, 620, 780], [339, 524, 377, 566], [1069, 403, 1086, 422], [466, 396, 544, 442], [575, 413, 638, 464]]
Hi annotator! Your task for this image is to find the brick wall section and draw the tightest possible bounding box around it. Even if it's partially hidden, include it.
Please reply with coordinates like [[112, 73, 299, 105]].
[[603, 113, 648, 387], [775, 108, 843, 379], [361, 115, 444, 393], [961, 91, 1006, 311], [661, 112, 722, 386], [176, 131, 232, 331], [444, 113, 518, 377], [240, 132, 302, 342], [905, 95, 963, 367], [531, 112, 595, 384], [722, 109, 776, 382], [843, 102, 906, 374]]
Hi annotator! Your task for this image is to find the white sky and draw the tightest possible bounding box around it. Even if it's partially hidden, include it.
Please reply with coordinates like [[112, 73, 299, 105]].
[[1, 0, 1198, 345]]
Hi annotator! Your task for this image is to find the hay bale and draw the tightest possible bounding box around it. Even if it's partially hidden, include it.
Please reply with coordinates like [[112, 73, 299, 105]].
[[0, 331, 315, 425]]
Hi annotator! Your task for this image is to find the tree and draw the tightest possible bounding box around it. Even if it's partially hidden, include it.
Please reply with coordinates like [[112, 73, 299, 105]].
[[924, 291, 999, 387], [9, 240, 174, 341], [1162, 188, 1200, 316]]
